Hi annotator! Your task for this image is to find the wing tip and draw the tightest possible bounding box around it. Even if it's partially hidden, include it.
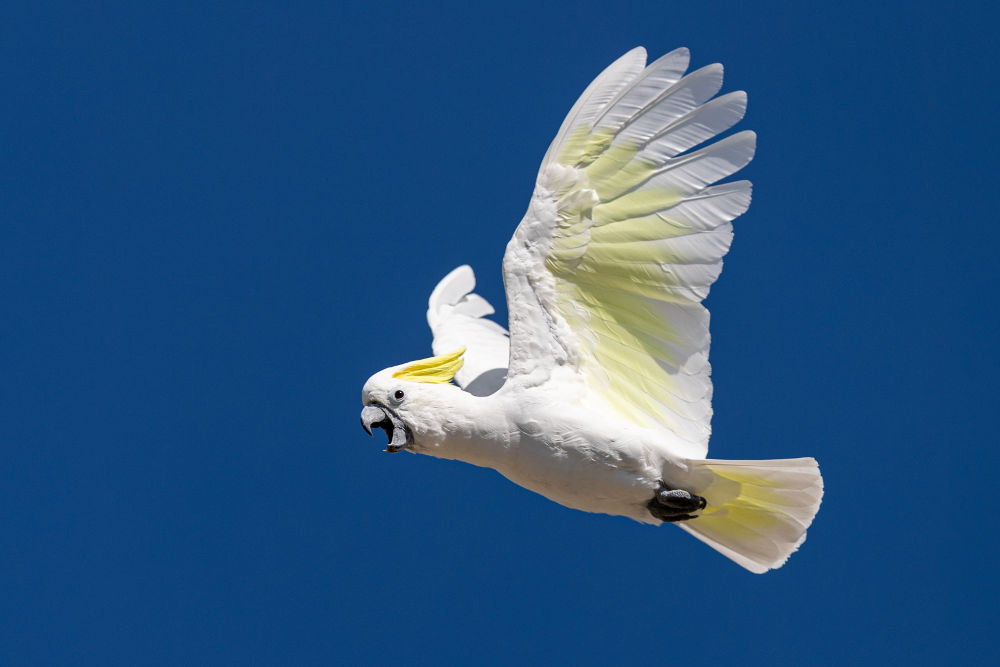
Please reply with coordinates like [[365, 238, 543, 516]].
[[427, 264, 478, 329], [624, 45, 648, 64], [429, 265, 475, 307]]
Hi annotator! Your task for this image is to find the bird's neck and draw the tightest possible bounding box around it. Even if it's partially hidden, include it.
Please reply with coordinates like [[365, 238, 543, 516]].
[[409, 390, 514, 470]]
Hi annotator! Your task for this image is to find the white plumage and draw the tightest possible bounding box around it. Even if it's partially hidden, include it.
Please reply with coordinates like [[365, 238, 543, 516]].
[[361, 47, 823, 573]]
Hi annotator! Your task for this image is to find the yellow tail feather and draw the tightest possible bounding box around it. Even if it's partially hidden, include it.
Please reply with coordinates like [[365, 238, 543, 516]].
[[679, 457, 824, 573]]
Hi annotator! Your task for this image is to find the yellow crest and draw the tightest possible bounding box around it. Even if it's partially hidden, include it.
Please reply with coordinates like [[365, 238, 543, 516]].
[[392, 347, 465, 384]]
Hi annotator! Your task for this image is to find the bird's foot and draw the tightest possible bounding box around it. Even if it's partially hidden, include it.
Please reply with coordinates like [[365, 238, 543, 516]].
[[647, 481, 707, 523]]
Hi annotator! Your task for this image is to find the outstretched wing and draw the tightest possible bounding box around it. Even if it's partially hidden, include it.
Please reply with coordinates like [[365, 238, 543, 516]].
[[502, 47, 754, 457], [427, 265, 509, 396]]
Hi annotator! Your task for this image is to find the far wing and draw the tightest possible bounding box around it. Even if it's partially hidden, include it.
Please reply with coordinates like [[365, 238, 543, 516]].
[[502, 47, 755, 457], [427, 265, 509, 396]]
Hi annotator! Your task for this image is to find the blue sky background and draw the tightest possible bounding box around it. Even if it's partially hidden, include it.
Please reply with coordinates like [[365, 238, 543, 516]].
[[2, 1, 998, 664]]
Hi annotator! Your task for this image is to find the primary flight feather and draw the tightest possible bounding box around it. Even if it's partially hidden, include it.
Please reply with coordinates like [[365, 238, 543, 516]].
[[360, 47, 823, 573]]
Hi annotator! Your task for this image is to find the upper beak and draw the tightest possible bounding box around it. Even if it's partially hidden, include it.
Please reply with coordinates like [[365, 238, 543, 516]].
[[360, 404, 411, 453]]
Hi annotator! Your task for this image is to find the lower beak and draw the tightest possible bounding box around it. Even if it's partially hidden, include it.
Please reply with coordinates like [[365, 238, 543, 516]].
[[360, 404, 411, 453]]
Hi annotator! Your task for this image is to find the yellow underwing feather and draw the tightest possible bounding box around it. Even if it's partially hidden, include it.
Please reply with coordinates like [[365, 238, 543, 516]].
[[503, 48, 754, 457], [393, 347, 466, 384], [556, 72, 745, 448]]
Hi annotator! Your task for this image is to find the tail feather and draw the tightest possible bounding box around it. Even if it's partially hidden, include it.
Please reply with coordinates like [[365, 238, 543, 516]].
[[679, 457, 824, 573]]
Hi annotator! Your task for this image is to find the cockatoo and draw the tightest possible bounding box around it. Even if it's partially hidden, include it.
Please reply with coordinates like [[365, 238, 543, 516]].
[[360, 47, 823, 573]]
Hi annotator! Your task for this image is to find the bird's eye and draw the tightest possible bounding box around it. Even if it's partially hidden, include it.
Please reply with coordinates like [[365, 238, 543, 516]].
[[392, 389, 405, 402]]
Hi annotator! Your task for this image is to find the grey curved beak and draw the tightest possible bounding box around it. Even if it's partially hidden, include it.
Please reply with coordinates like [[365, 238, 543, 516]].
[[360, 404, 410, 453]]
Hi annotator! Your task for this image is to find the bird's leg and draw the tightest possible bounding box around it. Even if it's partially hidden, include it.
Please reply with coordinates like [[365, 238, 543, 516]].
[[647, 480, 707, 523]]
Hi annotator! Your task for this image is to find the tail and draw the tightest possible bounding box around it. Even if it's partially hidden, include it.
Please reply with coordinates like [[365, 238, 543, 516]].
[[678, 457, 824, 573]]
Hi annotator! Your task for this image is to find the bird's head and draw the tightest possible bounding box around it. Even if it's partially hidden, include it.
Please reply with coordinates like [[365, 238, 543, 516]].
[[360, 347, 466, 453]]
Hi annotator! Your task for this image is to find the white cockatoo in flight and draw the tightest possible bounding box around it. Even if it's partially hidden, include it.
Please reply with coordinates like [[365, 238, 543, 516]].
[[361, 47, 823, 573]]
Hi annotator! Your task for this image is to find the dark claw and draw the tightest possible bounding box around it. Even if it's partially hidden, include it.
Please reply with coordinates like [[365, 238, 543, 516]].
[[657, 488, 707, 511], [648, 480, 707, 522]]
